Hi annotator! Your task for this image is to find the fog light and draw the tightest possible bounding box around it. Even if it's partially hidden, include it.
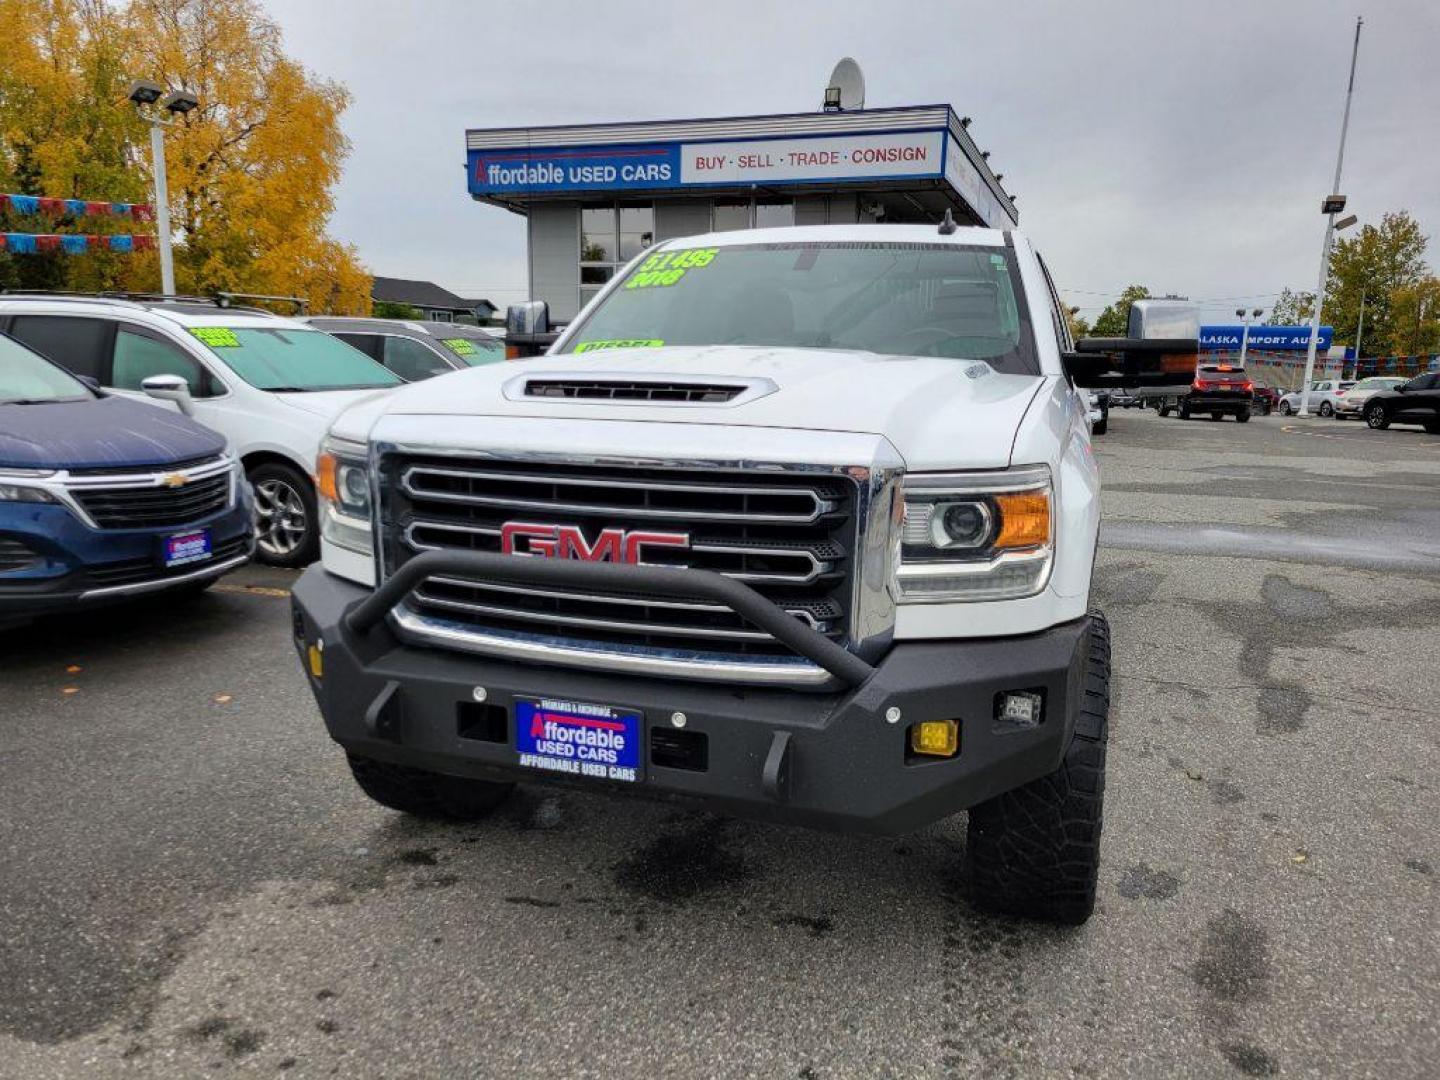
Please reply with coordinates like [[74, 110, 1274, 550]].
[[997, 691, 1042, 728], [910, 719, 959, 757], [307, 641, 324, 679]]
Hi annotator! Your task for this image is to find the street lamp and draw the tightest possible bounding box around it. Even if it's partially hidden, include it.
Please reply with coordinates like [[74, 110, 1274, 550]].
[[1236, 307, 1264, 369], [128, 79, 200, 297], [1298, 16, 1364, 417]]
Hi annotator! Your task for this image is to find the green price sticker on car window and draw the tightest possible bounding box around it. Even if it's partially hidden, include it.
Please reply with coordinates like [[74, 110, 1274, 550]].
[[440, 338, 477, 355], [625, 247, 719, 290], [189, 327, 240, 348], [574, 339, 665, 353]]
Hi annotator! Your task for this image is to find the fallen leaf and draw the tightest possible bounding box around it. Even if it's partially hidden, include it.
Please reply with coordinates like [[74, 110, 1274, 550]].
[[1185, 768, 1204, 781], [66, 664, 82, 674], [1292, 851, 1309, 864], [214, 694, 233, 704], [62, 687, 79, 695]]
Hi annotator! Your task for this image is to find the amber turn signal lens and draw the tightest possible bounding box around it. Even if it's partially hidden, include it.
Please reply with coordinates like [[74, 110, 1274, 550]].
[[306, 642, 324, 679], [910, 719, 959, 757], [994, 491, 1050, 549], [315, 451, 339, 503]]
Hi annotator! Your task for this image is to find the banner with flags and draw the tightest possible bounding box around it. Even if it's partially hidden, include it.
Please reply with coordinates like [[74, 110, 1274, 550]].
[[1, 233, 156, 254], [0, 193, 153, 221]]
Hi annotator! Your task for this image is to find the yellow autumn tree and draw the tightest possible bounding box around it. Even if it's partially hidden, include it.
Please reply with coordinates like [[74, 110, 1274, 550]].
[[0, 0, 370, 312]]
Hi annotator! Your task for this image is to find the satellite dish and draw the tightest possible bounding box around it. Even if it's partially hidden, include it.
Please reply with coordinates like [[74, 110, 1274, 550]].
[[824, 57, 865, 112]]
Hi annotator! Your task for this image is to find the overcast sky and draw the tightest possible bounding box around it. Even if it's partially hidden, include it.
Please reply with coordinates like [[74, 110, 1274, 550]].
[[265, 0, 1439, 324]]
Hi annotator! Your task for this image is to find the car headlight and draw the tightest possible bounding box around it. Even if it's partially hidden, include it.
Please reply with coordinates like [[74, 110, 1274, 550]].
[[896, 465, 1053, 602], [315, 436, 373, 555], [0, 482, 58, 504]]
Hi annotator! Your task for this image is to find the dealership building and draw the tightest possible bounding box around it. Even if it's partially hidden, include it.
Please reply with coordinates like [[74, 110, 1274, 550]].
[[465, 104, 1017, 322]]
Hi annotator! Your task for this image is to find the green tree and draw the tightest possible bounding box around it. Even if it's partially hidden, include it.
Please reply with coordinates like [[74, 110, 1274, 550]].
[[1387, 277, 1440, 356], [1065, 306, 1092, 341], [1089, 285, 1150, 337], [372, 300, 423, 319], [1265, 287, 1315, 326], [1321, 210, 1429, 354]]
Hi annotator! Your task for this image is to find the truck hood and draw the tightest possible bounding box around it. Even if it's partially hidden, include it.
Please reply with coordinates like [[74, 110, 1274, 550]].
[[0, 395, 226, 471], [368, 346, 1046, 470]]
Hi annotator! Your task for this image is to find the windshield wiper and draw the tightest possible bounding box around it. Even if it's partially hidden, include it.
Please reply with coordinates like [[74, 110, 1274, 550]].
[[263, 386, 313, 393], [0, 397, 80, 405]]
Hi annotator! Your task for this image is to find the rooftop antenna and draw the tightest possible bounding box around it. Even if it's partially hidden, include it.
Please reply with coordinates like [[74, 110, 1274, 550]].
[[823, 57, 865, 112], [938, 209, 958, 235]]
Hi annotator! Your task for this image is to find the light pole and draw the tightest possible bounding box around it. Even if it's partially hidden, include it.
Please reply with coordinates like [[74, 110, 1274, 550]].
[[1298, 16, 1363, 417], [1353, 292, 1365, 377], [128, 79, 200, 297], [1236, 307, 1263, 369]]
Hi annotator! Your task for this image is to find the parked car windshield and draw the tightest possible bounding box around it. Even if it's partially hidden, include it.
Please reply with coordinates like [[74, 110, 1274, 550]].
[[561, 241, 1040, 376], [194, 327, 402, 391], [1354, 377, 1404, 391], [435, 333, 505, 367], [0, 334, 92, 403]]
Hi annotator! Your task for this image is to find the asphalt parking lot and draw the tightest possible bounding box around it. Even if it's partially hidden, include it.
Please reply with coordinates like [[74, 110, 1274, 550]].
[[2, 408, 1438, 1079]]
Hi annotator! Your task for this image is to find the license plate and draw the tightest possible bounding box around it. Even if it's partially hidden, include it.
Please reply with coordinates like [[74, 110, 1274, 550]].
[[164, 529, 212, 568], [515, 698, 642, 783]]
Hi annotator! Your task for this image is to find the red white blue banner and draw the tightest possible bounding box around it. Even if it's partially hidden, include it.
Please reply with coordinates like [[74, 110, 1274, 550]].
[[1, 194, 153, 221], [0, 233, 156, 254]]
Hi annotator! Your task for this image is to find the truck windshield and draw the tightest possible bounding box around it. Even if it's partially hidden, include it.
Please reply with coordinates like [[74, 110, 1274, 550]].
[[561, 241, 1040, 376], [0, 334, 91, 403], [194, 328, 402, 391]]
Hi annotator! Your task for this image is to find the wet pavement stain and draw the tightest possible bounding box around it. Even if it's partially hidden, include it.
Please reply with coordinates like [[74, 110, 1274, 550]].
[[1404, 859, 1433, 875], [1092, 563, 1165, 606], [1193, 909, 1271, 1004], [773, 913, 835, 939], [504, 895, 561, 908], [1257, 686, 1310, 735], [613, 818, 751, 904], [396, 848, 439, 866], [1221, 1039, 1281, 1076], [1116, 863, 1181, 900], [1209, 779, 1247, 805], [1260, 575, 1335, 621]]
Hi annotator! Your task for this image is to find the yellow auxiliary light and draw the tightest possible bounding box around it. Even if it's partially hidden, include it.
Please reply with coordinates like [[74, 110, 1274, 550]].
[[910, 719, 959, 758], [307, 641, 324, 679]]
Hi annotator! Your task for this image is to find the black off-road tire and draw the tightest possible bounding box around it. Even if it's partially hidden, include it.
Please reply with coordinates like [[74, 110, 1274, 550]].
[[1235, 410, 1250, 423], [1424, 418, 1440, 435], [1092, 416, 1108, 436], [965, 612, 1110, 925], [346, 753, 514, 820]]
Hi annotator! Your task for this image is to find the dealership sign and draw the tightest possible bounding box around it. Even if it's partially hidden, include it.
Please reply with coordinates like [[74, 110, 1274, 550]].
[[468, 129, 950, 196], [1200, 325, 1333, 351]]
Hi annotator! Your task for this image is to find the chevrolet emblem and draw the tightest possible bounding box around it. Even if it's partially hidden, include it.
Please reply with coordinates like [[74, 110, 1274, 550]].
[[159, 473, 189, 489]]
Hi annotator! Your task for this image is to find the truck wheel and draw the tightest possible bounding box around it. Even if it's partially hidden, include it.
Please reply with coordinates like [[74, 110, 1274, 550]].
[[1425, 418, 1440, 435], [248, 461, 319, 568], [1092, 416, 1108, 436], [1178, 407, 1191, 420], [1235, 410, 1250, 423], [965, 612, 1110, 925], [345, 753, 514, 820], [1157, 404, 1171, 417]]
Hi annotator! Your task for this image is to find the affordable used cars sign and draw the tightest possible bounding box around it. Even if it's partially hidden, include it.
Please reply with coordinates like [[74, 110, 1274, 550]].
[[468, 130, 945, 195]]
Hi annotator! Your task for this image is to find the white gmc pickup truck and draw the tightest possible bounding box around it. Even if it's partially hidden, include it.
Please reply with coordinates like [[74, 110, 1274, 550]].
[[292, 222, 1141, 924]]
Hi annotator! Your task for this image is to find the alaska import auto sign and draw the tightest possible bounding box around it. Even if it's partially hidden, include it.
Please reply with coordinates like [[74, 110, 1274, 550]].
[[1200, 325, 1333, 351], [467, 130, 945, 196]]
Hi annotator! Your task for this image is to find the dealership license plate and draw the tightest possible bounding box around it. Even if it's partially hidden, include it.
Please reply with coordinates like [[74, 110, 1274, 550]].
[[515, 698, 642, 783], [164, 529, 212, 568]]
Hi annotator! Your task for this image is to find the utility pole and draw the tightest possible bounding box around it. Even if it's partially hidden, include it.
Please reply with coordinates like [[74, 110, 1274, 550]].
[[1299, 15, 1364, 416], [1354, 293, 1365, 378]]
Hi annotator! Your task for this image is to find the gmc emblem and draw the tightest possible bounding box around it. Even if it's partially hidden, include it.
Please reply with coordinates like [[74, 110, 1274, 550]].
[[500, 522, 690, 565]]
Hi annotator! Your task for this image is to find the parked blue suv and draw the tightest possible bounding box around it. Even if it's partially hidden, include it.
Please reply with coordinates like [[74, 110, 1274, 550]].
[[0, 332, 253, 629]]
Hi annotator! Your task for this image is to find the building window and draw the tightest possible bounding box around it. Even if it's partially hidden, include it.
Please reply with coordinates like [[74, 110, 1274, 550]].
[[712, 199, 750, 232], [712, 198, 794, 231], [755, 200, 794, 228], [580, 204, 653, 308]]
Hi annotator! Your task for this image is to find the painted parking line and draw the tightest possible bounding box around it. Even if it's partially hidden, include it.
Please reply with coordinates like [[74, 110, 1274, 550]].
[[1280, 424, 1440, 449]]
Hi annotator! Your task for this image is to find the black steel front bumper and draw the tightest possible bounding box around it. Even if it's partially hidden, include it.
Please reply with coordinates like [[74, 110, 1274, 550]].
[[292, 553, 1094, 835]]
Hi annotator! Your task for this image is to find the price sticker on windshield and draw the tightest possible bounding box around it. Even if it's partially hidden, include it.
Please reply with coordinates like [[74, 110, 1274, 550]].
[[189, 327, 240, 348], [440, 337, 477, 355], [625, 247, 718, 290]]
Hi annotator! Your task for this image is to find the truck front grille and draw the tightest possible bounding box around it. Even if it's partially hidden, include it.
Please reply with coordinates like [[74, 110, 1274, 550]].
[[383, 457, 860, 659]]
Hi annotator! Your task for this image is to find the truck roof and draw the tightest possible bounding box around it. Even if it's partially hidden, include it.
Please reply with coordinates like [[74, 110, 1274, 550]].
[[0, 294, 309, 331]]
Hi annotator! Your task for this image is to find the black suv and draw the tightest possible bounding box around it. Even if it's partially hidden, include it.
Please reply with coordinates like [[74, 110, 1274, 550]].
[[1362, 371, 1440, 432]]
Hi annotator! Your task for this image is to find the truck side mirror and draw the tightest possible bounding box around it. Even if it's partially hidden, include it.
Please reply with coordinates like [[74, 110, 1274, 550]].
[[1065, 337, 1201, 388], [141, 373, 196, 417], [506, 301, 550, 336]]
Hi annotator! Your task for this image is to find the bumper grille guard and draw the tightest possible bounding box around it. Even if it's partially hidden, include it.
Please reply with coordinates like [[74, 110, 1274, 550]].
[[343, 549, 876, 689]]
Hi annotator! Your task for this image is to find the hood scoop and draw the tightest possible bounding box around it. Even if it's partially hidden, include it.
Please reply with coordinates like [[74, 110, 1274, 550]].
[[507, 371, 777, 408]]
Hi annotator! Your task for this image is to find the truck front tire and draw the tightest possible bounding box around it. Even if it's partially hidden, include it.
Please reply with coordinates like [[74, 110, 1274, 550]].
[[965, 612, 1110, 925], [346, 753, 514, 820]]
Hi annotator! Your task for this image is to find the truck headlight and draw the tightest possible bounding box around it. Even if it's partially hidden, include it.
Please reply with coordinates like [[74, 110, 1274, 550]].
[[896, 465, 1053, 602], [315, 436, 373, 555]]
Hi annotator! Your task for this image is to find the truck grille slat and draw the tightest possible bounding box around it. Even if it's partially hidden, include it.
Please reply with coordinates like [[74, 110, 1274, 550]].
[[384, 457, 859, 660], [523, 379, 744, 403]]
